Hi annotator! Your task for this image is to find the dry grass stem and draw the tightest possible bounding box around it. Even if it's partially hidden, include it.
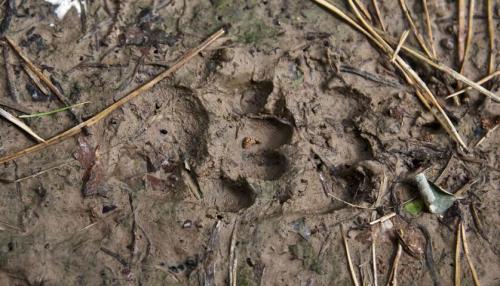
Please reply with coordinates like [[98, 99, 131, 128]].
[[229, 220, 238, 286], [399, 46, 500, 102], [14, 160, 74, 183], [371, 237, 378, 286], [457, 0, 466, 61], [315, 0, 468, 149], [353, 0, 372, 21], [398, 0, 434, 59], [5, 37, 73, 108], [461, 223, 481, 286], [371, 0, 385, 31], [0, 108, 45, 142], [391, 30, 410, 62], [0, 99, 31, 114], [0, 28, 226, 164], [341, 224, 360, 286], [421, 0, 436, 58], [446, 70, 500, 100], [369, 213, 396, 225], [459, 0, 475, 74], [474, 123, 499, 148], [487, 0, 495, 75], [22, 63, 50, 96], [387, 243, 403, 286], [455, 223, 462, 286]]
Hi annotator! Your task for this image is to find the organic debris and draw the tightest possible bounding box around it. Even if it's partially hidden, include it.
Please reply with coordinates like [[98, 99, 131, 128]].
[[74, 136, 104, 197], [415, 173, 456, 214]]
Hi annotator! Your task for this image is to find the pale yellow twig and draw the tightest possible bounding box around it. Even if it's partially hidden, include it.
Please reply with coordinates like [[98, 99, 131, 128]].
[[455, 223, 462, 286], [341, 224, 360, 286], [398, 0, 434, 59], [446, 70, 500, 99], [391, 30, 410, 62], [371, 0, 385, 31], [422, 0, 437, 58], [0, 108, 45, 142], [461, 223, 481, 286], [459, 0, 475, 74], [487, 0, 495, 75]]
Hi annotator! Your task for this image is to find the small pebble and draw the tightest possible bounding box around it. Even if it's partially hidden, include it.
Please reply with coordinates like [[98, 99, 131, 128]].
[[182, 220, 193, 228]]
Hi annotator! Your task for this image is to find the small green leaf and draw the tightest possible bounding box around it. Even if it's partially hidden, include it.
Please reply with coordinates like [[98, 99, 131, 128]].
[[404, 199, 425, 216]]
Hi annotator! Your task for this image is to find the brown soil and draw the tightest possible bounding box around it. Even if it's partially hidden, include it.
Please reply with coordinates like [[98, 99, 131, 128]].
[[0, 0, 499, 285]]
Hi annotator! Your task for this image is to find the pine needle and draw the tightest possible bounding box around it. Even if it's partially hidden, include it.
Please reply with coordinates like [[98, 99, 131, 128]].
[[0, 108, 46, 143], [371, 236, 378, 286], [421, 0, 436, 58], [486, 0, 495, 75], [19, 101, 90, 119], [461, 223, 481, 286], [344, 0, 469, 149], [391, 30, 410, 62], [398, 0, 434, 59], [4, 36, 82, 123], [387, 243, 403, 286], [353, 0, 372, 21], [0, 27, 226, 164], [446, 70, 500, 100], [341, 224, 360, 286], [371, 0, 385, 31], [459, 0, 475, 74], [457, 0, 466, 64], [455, 223, 462, 286]]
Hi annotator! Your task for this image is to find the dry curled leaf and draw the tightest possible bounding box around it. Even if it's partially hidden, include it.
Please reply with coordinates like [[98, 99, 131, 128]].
[[74, 136, 104, 197], [396, 228, 425, 259]]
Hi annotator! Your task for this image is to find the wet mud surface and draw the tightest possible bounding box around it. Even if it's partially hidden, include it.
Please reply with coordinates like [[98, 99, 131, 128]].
[[0, 0, 499, 285]]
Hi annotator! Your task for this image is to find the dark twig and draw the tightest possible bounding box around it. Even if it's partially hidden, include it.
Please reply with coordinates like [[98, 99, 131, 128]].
[[4, 36, 83, 123], [0, 0, 15, 37], [3, 43, 20, 102], [339, 65, 402, 88]]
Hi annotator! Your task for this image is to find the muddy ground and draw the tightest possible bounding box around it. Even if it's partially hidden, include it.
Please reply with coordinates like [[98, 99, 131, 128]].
[[0, 0, 499, 285]]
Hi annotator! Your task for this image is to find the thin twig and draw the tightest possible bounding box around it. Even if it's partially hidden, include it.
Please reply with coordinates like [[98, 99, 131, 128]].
[[229, 219, 238, 286], [486, 0, 495, 75], [341, 224, 360, 286], [398, 0, 434, 59], [0, 27, 226, 164], [400, 44, 500, 102], [344, 0, 469, 149], [0, 98, 31, 114], [387, 243, 403, 286], [371, 236, 378, 286], [421, 0, 436, 58], [0, 108, 45, 142], [4, 36, 82, 123], [319, 172, 374, 210], [14, 160, 74, 183], [458, 0, 466, 65], [22, 63, 50, 96], [371, 0, 385, 31], [19, 101, 90, 119], [455, 223, 462, 286], [391, 30, 410, 63], [461, 223, 481, 286], [474, 123, 499, 148], [369, 213, 396, 225], [459, 0, 475, 74], [3, 44, 20, 102], [353, 0, 372, 21], [446, 70, 500, 100]]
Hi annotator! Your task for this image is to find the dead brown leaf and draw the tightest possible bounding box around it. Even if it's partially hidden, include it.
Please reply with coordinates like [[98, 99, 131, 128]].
[[74, 136, 104, 197]]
